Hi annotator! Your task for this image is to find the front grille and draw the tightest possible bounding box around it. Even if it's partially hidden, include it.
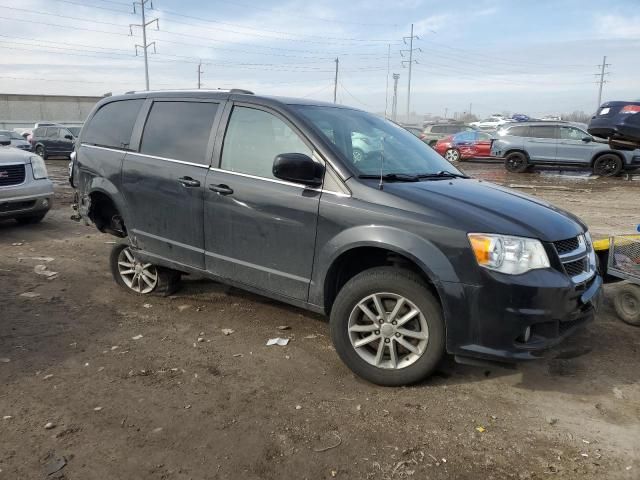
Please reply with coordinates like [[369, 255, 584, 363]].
[[0, 200, 35, 213], [0, 164, 26, 187], [553, 235, 594, 283], [554, 237, 579, 255], [564, 258, 587, 277]]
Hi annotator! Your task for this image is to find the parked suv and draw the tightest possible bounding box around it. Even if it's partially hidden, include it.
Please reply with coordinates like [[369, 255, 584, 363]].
[[0, 134, 53, 224], [31, 125, 76, 159], [419, 123, 473, 146], [493, 122, 640, 176], [72, 90, 602, 386]]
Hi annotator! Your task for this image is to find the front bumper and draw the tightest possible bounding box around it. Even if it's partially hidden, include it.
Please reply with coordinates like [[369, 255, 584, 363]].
[[0, 181, 54, 218], [441, 269, 602, 362]]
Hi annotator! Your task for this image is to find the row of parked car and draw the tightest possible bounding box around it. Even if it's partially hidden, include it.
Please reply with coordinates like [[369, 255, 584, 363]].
[[402, 120, 640, 176], [3, 122, 80, 159]]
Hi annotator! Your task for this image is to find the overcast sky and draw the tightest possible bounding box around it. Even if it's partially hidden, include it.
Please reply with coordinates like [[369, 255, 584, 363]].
[[0, 0, 638, 118]]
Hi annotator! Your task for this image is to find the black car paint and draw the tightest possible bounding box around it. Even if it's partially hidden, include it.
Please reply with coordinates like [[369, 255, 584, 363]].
[[74, 91, 601, 364], [32, 126, 75, 158]]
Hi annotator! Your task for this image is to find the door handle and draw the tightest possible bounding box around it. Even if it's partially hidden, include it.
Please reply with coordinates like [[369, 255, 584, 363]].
[[209, 184, 234, 195], [178, 176, 201, 188]]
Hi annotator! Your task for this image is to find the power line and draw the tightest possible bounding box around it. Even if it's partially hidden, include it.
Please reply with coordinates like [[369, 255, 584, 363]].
[[339, 80, 373, 109]]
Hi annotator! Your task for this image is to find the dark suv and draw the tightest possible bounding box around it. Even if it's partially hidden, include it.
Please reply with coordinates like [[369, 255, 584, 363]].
[[31, 125, 76, 159], [72, 90, 602, 386]]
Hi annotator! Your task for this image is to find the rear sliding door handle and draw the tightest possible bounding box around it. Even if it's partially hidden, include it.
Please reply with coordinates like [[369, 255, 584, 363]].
[[178, 176, 201, 188], [209, 184, 234, 195]]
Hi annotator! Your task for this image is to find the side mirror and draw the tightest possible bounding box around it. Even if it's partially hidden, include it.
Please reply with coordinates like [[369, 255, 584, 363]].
[[0, 135, 10, 146], [64, 134, 74, 140], [273, 153, 323, 187], [582, 136, 592, 143]]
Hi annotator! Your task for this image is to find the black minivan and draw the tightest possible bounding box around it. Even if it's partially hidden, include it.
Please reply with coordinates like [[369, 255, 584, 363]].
[[31, 125, 76, 159], [71, 90, 602, 386]]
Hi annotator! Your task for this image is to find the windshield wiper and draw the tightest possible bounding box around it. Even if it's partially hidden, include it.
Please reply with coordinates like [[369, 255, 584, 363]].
[[417, 170, 470, 180], [358, 173, 420, 182]]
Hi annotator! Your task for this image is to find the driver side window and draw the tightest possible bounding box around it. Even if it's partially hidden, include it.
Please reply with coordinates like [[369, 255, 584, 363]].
[[221, 106, 312, 180]]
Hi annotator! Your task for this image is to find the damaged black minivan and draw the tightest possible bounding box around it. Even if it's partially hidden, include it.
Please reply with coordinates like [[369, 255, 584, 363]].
[[71, 90, 602, 386]]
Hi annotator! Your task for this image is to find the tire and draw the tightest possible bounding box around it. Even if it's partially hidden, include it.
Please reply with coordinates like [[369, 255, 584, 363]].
[[330, 267, 445, 386], [35, 145, 47, 160], [593, 154, 623, 177], [613, 284, 640, 326], [429, 140, 437, 147], [504, 151, 528, 173], [15, 214, 46, 225], [444, 148, 460, 162], [352, 148, 365, 163], [109, 244, 180, 296]]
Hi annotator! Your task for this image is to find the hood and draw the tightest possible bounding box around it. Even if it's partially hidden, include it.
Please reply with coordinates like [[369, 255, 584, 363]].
[[0, 146, 33, 164], [382, 178, 585, 242]]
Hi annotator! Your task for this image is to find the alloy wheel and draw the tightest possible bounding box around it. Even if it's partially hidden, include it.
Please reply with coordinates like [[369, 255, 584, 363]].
[[117, 247, 158, 294], [36, 146, 45, 158], [444, 149, 459, 162], [348, 293, 429, 370], [352, 149, 364, 163]]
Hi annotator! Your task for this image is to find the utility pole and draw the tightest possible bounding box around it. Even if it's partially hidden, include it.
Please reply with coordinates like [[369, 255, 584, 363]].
[[469, 102, 473, 115], [444, 107, 448, 119], [595, 56, 611, 109], [384, 44, 391, 118], [391, 73, 400, 121], [130, 0, 159, 91], [197, 61, 203, 89], [333, 57, 339, 104], [401, 24, 420, 123]]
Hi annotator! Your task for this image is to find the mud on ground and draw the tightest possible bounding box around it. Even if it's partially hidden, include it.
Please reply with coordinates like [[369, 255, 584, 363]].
[[1, 160, 638, 479]]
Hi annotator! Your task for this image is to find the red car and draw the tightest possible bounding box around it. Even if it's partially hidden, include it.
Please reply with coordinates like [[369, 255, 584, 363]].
[[434, 131, 495, 162]]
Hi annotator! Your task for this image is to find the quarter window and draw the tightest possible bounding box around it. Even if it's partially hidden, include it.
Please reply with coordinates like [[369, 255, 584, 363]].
[[221, 106, 312, 180], [44, 128, 59, 139], [140, 101, 219, 165], [83, 99, 144, 150]]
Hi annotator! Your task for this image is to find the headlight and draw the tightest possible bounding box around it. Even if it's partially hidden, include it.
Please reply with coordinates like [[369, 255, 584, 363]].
[[30, 155, 48, 179], [468, 233, 550, 275]]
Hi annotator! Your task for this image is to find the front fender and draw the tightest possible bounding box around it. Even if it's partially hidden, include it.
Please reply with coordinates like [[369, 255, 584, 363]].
[[310, 225, 460, 309], [77, 174, 130, 230]]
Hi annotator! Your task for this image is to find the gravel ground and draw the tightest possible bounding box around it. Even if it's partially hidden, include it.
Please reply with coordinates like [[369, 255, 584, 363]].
[[0, 159, 638, 479]]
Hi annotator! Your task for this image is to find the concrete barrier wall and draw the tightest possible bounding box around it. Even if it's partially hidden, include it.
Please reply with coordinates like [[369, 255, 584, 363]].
[[0, 94, 104, 130]]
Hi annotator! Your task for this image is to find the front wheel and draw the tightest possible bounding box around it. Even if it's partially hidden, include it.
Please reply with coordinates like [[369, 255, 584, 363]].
[[593, 154, 622, 177], [110, 244, 180, 296], [444, 148, 460, 162], [352, 148, 365, 163], [330, 267, 445, 386]]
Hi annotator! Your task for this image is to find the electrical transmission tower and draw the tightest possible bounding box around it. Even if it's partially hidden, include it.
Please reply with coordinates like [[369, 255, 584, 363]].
[[391, 73, 400, 121], [595, 56, 611, 110], [130, 0, 159, 90], [401, 24, 420, 123]]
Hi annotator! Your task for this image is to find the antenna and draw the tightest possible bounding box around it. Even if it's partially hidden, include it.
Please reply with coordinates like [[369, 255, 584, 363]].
[[378, 136, 386, 190]]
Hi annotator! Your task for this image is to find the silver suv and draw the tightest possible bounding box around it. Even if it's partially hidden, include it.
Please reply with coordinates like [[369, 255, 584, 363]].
[[420, 123, 473, 146], [0, 135, 53, 224], [493, 122, 640, 176]]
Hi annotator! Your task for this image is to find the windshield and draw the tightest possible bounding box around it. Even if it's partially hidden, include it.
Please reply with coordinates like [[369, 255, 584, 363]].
[[66, 127, 81, 136], [293, 105, 462, 177], [0, 130, 23, 140]]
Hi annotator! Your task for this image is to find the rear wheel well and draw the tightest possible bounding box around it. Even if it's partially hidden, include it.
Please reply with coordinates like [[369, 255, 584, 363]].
[[324, 247, 440, 315], [590, 150, 624, 167], [504, 149, 529, 160], [88, 191, 126, 237]]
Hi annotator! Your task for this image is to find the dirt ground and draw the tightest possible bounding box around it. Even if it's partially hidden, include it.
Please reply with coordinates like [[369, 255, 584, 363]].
[[1, 160, 639, 480]]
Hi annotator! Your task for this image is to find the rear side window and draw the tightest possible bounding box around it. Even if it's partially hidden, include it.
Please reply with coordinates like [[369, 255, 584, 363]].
[[140, 101, 218, 165], [506, 126, 529, 137], [45, 128, 59, 138], [529, 126, 557, 139], [431, 125, 444, 133], [447, 125, 464, 134], [83, 99, 144, 150], [34, 128, 45, 137]]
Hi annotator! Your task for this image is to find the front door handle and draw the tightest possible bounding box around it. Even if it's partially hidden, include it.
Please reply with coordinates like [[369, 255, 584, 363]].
[[209, 184, 234, 195], [178, 176, 201, 188]]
